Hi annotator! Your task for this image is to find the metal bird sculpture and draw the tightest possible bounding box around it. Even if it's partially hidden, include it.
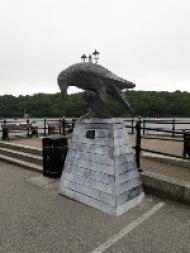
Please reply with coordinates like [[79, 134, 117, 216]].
[[57, 62, 135, 118]]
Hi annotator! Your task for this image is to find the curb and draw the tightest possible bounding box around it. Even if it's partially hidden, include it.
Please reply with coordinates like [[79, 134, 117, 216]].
[[142, 154, 190, 168], [142, 171, 190, 203]]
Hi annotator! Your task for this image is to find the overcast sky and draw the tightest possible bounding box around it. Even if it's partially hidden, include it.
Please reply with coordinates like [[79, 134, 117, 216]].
[[0, 0, 190, 96]]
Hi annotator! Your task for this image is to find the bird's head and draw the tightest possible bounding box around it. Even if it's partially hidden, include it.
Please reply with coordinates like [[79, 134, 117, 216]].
[[57, 74, 68, 96], [57, 63, 85, 96]]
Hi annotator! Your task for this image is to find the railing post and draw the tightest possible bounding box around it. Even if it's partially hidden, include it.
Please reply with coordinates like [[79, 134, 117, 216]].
[[26, 118, 30, 137], [62, 117, 66, 136], [143, 119, 146, 135], [44, 118, 47, 136], [59, 119, 62, 134], [183, 129, 186, 158], [131, 118, 134, 134], [2, 127, 8, 140], [2, 119, 8, 140], [72, 118, 76, 130], [135, 119, 142, 172], [172, 118, 175, 137]]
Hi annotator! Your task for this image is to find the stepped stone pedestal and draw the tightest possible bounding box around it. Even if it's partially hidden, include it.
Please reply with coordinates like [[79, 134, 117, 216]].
[[59, 118, 144, 216]]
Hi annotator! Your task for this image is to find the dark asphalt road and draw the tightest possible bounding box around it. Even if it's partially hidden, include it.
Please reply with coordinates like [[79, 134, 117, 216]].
[[0, 161, 190, 253]]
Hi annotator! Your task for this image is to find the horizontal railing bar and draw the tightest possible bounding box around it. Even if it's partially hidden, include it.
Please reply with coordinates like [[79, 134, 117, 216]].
[[141, 148, 190, 160], [126, 125, 186, 135], [138, 127, 184, 134], [132, 147, 190, 160], [125, 121, 190, 125]]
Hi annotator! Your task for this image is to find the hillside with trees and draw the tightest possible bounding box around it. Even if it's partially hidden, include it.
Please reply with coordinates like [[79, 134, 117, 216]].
[[0, 90, 190, 118]]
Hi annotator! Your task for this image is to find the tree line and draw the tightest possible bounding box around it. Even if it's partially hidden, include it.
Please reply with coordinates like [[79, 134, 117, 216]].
[[0, 90, 190, 118]]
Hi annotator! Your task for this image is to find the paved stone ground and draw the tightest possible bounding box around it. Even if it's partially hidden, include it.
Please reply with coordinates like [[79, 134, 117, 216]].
[[7, 136, 43, 148], [142, 157, 190, 183], [1, 161, 190, 253], [128, 134, 184, 157]]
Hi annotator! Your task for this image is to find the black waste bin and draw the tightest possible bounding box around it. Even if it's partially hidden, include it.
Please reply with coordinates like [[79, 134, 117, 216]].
[[42, 134, 68, 178], [184, 131, 190, 157]]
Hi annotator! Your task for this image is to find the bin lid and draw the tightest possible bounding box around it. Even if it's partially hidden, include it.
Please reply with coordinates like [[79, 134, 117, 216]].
[[43, 134, 66, 141]]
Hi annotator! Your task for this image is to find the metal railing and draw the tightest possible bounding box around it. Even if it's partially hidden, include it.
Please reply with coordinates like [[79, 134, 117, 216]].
[[124, 118, 190, 137], [0, 118, 77, 139], [131, 119, 190, 171]]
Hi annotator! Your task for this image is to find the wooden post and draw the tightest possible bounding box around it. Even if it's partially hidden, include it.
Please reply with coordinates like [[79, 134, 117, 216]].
[[135, 119, 142, 172], [172, 118, 175, 137], [44, 118, 47, 136]]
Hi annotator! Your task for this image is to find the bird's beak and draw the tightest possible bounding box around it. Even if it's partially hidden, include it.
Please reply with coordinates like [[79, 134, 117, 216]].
[[127, 81, 136, 89]]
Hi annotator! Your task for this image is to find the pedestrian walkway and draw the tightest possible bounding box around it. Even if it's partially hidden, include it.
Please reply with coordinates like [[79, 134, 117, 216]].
[[0, 160, 190, 253], [142, 157, 190, 183], [2, 136, 190, 204]]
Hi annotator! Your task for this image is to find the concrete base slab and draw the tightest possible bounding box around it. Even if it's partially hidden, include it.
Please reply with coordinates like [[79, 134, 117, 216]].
[[142, 171, 190, 203]]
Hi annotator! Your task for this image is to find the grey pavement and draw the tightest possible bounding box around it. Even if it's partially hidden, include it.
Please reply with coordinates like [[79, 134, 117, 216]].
[[142, 157, 190, 182], [0, 161, 190, 253]]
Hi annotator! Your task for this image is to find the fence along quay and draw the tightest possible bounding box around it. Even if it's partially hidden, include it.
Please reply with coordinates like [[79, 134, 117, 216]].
[[0, 117, 190, 170], [124, 118, 190, 136], [0, 118, 77, 139], [124, 118, 190, 171]]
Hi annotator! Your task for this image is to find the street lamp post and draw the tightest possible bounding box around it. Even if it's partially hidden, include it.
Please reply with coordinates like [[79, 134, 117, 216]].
[[81, 54, 87, 63], [92, 49, 100, 64]]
